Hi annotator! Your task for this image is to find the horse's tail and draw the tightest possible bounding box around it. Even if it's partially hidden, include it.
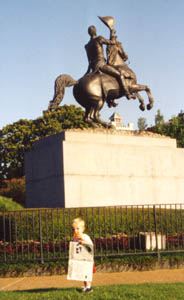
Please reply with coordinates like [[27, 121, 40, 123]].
[[48, 74, 78, 110]]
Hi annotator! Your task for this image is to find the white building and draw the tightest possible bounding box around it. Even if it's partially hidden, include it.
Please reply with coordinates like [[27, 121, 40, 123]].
[[109, 112, 134, 131]]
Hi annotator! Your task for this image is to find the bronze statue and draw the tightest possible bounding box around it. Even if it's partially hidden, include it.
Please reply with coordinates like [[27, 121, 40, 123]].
[[48, 16, 154, 127]]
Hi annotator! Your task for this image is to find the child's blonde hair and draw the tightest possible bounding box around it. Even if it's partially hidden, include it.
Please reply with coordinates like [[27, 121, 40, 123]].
[[72, 217, 85, 229]]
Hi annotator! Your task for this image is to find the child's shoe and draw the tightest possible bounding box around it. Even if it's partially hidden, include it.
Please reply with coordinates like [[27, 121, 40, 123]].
[[82, 287, 93, 293]]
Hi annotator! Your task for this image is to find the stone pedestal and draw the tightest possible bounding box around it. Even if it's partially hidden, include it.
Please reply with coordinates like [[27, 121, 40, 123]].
[[25, 130, 184, 208], [139, 232, 166, 250]]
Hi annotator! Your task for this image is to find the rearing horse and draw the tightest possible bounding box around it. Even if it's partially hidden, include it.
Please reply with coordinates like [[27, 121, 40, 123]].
[[48, 42, 154, 127]]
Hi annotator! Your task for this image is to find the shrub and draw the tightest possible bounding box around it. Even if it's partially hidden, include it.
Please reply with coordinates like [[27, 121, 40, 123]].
[[0, 196, 24, 212], [0, 196, 23, 243], [0, 177, 25, 206]]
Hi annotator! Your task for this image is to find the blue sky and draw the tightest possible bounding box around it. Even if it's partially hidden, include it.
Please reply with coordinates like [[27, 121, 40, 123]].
[[1, 0, 184, 129]]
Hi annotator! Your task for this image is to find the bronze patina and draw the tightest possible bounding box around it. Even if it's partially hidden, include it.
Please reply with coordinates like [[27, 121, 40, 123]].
[[48, 16, 154, 127]]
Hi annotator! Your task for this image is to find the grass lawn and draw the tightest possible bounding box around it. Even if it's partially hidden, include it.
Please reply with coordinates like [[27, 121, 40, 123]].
[[0, 283, 184, 300]]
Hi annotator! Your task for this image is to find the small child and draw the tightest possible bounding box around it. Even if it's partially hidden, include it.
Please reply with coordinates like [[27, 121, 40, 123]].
[[72, 217, 93, 293]]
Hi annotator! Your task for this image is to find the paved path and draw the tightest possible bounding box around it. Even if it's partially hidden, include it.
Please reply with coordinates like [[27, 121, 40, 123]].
[[0, 269, 184, 291]]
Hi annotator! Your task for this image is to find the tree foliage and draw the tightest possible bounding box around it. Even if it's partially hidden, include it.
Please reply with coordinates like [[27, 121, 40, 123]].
[[155, 109, 164, 126], [0, 105, 90, 184], [148, 110, 184, 148], [137, 117, 147, 131]]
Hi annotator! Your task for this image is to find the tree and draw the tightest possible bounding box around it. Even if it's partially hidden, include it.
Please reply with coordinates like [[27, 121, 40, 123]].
[[155, 109, 164, 126], [148, 111, 184, 148], [137, 117, 148, 131], [0, 105, 90, 184]]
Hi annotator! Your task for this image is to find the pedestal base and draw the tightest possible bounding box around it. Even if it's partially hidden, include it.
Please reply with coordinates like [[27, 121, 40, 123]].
[[25, 130, 184, 208]]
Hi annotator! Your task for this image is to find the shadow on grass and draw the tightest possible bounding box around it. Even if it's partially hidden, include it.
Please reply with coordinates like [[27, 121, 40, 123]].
[[13, 287, 77, 293]]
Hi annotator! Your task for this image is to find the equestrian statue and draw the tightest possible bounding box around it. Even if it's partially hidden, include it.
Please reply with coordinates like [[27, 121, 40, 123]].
[[48, 16, 154, 127]]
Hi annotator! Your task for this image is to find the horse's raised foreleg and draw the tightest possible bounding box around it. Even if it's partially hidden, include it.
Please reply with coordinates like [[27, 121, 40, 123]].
[[135, 92, 145, 111], [145, 86, 154, 110], [130, 84, 154, 110]]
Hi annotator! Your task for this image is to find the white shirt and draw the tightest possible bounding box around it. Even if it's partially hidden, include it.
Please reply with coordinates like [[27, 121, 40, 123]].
[[74, 233, 93, 245]]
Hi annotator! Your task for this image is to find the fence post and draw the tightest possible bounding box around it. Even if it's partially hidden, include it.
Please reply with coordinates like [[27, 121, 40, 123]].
[[3, 213, 6, 262], [39, 211, 44, 264], [153, 205, 160, 260]]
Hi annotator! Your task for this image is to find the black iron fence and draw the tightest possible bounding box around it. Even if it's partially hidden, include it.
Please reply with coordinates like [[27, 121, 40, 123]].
[[0, 204, 184, 263]]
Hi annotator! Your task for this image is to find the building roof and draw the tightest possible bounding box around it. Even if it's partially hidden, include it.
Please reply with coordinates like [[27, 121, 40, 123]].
[[109, 112, 122, 121]]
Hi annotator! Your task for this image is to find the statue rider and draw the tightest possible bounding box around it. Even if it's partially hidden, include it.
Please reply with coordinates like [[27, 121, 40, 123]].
[[106, 31, 136, 98], [84, 25, 132, 100]]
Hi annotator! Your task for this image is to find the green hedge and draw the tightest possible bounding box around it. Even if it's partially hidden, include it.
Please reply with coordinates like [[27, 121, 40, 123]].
[[0, 253, 184, 277]]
